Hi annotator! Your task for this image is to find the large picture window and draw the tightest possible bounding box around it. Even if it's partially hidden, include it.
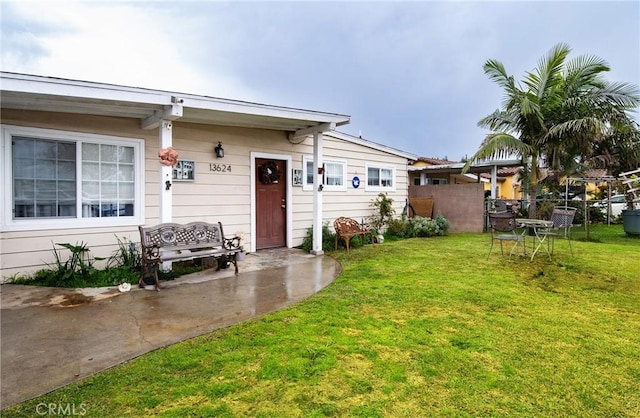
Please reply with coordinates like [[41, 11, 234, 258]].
[[366, 163, 395, 191], [2, 125, 143, 230], [302, 156, 347, 191]]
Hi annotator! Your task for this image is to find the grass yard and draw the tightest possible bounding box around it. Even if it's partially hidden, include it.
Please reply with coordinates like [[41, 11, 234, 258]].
[[3, 225, 639, 417]]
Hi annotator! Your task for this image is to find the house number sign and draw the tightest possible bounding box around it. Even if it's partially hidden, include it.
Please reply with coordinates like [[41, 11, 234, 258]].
[[209, 163, 232, 173]]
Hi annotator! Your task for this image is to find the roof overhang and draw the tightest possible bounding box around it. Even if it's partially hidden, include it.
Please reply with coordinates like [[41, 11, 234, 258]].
[[0, 72, 350, 132], [327, 131, 417, 160]]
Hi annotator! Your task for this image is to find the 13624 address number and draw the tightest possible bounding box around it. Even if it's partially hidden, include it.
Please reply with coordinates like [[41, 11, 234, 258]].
[[209, 163, 231, 173]]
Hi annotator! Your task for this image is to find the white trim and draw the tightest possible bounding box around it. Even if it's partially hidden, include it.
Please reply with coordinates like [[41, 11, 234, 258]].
[[1, 72, 350, 128], [364, 162, 396, 192], [250, 152, 293, 252], [326, 130, 417, 160], [1, 124, 145, 232]]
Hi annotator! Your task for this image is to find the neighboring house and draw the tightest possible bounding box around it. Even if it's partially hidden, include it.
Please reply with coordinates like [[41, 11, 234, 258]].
[[409, 157, 523, 199], [489, 166, 523, 200], [408, 157, 484, 186], [0, 72, 416, 282]]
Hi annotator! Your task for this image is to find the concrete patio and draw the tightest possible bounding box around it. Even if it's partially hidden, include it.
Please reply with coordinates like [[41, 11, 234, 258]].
[[0, 248, 341, 409]]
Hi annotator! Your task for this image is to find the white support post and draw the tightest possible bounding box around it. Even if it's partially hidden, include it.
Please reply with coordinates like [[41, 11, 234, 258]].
[[159, 119, 173, 223], [490, 165, 498, 199], [312, 130, 324, 255]]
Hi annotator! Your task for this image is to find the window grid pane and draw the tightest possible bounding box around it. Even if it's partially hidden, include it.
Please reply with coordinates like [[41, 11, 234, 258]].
[[368, 167, 380, 186], [325, 162, 343, 186], [11, 135, 137, 221], [81, 143, 135, 218], [381, 168, 393, 187], [12, 137, 77, 219]]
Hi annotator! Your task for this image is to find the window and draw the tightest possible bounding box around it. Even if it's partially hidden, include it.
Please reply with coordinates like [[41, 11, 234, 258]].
[[426, 178, 448, 185], [302, 156, 347, 191], [366, 163, 395, 191], [3, 125, 143, 230]]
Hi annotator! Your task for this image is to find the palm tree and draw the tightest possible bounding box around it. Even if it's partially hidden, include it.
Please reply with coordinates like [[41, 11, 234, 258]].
[[464, 43, 640, 217]]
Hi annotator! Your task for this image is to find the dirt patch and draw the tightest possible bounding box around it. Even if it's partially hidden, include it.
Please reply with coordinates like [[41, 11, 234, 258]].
[[55, 292, 94, 307]]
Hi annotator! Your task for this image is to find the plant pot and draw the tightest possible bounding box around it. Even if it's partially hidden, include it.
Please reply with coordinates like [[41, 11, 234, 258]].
[[622, 209, 640, 236], [235, 251, 246, 261]]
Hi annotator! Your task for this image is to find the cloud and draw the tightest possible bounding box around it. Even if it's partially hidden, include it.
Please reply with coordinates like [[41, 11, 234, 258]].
[[1, 0, 638, 161]]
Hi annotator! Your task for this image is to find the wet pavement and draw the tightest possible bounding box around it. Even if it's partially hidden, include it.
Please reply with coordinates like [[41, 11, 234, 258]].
[[0, 249, 341, 409]]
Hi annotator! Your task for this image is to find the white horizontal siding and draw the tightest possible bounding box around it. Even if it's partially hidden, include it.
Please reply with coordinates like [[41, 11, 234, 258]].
[[1, 111, 411, 281]]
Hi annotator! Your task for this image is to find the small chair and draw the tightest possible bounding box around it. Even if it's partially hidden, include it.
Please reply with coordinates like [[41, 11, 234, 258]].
[[334, 217, 375, 253], [538, 206, 577, 256], [487, 211, 525, 259]]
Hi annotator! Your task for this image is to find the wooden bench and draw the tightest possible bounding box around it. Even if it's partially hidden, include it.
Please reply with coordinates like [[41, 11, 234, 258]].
[[138, 221, 241, 290], [334, 217, 375, 253]]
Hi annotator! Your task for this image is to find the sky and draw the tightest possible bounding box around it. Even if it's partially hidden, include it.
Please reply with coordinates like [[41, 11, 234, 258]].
[[1, 1, 639, 161]]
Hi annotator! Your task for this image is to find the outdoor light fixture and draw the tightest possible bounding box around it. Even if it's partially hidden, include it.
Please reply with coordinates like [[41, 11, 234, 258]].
[[214, 141, 224, 158]]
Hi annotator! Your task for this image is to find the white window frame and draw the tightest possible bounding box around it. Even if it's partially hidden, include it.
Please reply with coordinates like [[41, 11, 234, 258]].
[[1, 125, 145, 231], [365, 163, 396, 192], [302, 155, 347, 192]]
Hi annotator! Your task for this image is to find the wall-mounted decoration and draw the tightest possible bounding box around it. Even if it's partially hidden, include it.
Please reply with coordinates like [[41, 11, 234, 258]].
[[159, 147, 179, 166], [352, 176, 361, 189], [172, 159, 195, 181], [293, 169, 303, 186], [259, 160, 281, 184]]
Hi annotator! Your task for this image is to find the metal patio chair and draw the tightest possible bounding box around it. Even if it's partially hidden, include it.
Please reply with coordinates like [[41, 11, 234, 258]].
[[487, 211, 525, 259], [538, 206, 577, 256]]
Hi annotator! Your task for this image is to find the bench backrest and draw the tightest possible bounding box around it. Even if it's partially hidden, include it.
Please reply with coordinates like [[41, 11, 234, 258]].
[[334, 217, 363, 234], [139, 222, 225, 250]]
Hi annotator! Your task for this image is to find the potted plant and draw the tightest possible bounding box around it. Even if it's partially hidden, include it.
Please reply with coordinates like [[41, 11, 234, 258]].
[[621, 172, 640, 236], [234, 231, 246, 260]]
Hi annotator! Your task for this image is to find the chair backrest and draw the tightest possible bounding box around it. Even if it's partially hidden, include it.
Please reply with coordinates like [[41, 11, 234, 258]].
[[334, 217, 362, 235], [550, 206, 577, 229], [488, 212, 518, 233]]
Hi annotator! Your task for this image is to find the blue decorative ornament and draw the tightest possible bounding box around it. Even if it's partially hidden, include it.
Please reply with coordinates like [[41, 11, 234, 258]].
[[352, 176, 360, 188]]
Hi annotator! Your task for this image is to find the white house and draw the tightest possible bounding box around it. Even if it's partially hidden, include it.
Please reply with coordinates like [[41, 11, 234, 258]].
[[0, 72, 416, 281]]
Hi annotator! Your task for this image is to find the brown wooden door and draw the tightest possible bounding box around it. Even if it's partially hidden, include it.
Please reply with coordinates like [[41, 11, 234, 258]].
[[256, 158, 286, 248]]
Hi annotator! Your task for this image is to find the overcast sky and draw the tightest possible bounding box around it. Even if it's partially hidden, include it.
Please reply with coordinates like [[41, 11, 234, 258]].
[[1, 1, 638, 160]]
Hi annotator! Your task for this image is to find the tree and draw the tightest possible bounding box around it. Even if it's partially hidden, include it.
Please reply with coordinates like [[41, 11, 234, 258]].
[[463, 43, 640, 217]]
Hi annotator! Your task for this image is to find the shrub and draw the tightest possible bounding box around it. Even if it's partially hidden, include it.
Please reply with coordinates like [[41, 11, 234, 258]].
[[301, 223, 336, 253], [369, 193, 395, 231], [384, 215, 450, 239], [9, 238, 143, 287]]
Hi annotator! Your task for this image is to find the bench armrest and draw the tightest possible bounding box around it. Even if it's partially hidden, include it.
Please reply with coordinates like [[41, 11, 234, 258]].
[[224, 236, 242, 250]]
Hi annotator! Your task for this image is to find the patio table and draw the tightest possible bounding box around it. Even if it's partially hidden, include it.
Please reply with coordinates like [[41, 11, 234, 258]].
[[516, 218, 554, 261]]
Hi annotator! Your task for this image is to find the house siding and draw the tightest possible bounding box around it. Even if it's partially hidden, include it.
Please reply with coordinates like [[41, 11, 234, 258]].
[[0, 111, 410, 281]]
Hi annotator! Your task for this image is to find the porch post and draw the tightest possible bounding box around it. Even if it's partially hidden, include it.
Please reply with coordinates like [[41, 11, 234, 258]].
[[491, 165, 497, 199], [159, 120, 173, 223], [312, 130, 324, 255]]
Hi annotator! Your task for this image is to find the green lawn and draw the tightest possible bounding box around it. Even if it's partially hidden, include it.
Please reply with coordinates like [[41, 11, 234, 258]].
[[4, 225, 639, 417]]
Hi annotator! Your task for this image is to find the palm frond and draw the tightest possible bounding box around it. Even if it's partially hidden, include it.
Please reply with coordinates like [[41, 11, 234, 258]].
[[461, 133, 531, 173]]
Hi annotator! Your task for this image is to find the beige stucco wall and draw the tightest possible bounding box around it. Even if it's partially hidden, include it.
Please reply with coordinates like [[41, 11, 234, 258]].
[[0, 110, 409, 281], [409, 183, 485, 233]]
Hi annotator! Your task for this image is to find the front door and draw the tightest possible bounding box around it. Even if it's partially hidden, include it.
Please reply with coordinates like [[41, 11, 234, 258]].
[[255, 158, 286, 248]]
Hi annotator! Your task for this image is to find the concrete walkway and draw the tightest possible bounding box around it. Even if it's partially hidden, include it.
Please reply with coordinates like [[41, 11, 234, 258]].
[[0, 249, 341, 409]]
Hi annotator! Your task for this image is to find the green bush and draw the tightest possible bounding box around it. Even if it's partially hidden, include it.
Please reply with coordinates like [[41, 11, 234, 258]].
[[9, 238, 142, 288], [300, 223, 336, 253], [385, 215, 450, 239]]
